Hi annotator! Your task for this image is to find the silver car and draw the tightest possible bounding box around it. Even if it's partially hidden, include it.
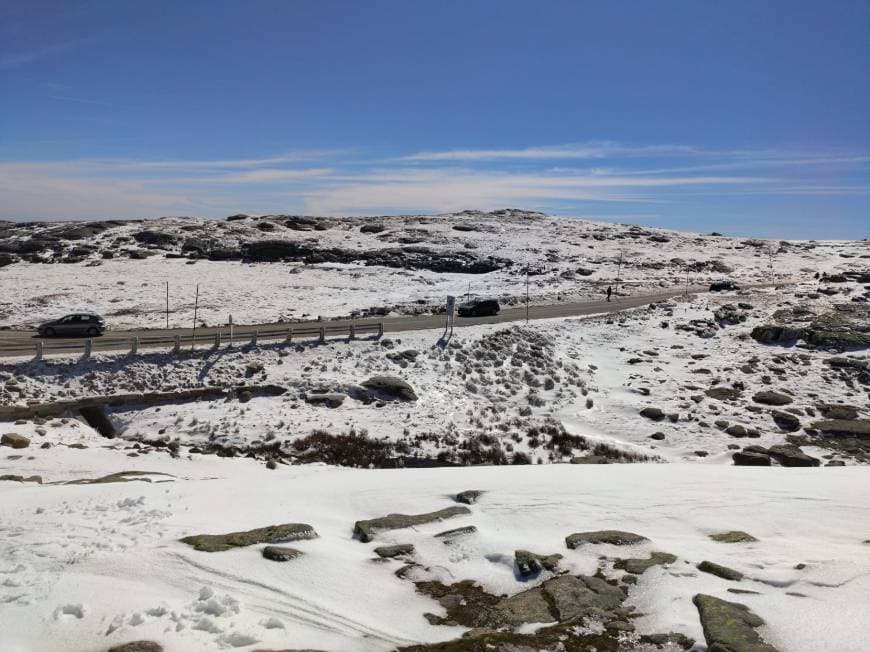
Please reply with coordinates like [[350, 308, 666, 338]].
[[38, 313, 106, 337]]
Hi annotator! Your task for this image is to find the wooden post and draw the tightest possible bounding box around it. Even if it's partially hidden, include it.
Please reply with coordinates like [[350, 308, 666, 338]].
[[214, 332, 221, 349], [130, 336, 139, 355], [285, 327, 293, 343], [349, 323, 356, 340], [35, 341, 44, 361], [83, 338, 92, 359], [319, 326, 325, 344], [616, 251, 623, 300], [191, 283, 199, 351], [525, 261, 530, 324], [378, 322, 384, 338], [172, 335, 181, 354], [251, 331, 258, 346], [165, 282, 169, 329]]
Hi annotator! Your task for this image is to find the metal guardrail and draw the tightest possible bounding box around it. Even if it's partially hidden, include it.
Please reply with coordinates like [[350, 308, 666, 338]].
[[0, 321, 384, 360]]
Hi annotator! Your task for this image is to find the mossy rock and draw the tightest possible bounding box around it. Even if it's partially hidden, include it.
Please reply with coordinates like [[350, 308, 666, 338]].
[[354, 506, 470, 542], [374, 543, 415, 558], [262, 545, 303, 562], [811, 419, 870, 438], [706, 387, 742, 401], [455, 490, 483, 504], [752, 391, 792, 406], [710, 531, 757, 543], [640, 407, 665, 420], [693, 594, 780, 651], [180, 523, 317, 552], [107, 643, 163, 652], [697, 560, 744, 581], [614, 551, 677, 575], [566, 530, 648, 548]]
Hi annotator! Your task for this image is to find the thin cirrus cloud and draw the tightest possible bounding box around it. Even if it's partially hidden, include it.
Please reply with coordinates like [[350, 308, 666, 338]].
[[400, 142, 702, 162], [0, 142, 867, 221]]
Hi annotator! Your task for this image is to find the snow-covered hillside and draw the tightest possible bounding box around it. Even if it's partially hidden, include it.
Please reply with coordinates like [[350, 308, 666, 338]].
[[1, 210, 866, 329]]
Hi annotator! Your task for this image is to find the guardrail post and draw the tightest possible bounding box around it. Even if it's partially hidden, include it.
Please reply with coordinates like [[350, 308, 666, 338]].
[[214, 332, 221, 349], [35, 341, 44, 362], [349, 323, 356, 340], [319, 326, 326, 344], [251, 331, 258, 346], [285, 327, 293, 343], [130, 336, 139, 355], [377, 322, 384, 338], [83, 338, 92, 359], [172, 335, 181, 354]]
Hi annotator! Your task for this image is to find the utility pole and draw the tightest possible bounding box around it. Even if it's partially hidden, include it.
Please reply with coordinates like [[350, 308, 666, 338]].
[[684, 265, 690, 297], [165, 282, 169, 329], [191, 284, 200, 351], [615, 251, 623, 300], [767, 245, 776, 283], [525, 260, 530, 324]]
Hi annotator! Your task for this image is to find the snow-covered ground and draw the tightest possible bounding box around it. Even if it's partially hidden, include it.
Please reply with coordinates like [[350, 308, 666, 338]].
[[1, 438, 868, 651], [4, 279, 867, 465]]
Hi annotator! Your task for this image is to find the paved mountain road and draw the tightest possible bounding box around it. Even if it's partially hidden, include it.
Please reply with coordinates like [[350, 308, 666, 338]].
[[0, 283, 779, 357]]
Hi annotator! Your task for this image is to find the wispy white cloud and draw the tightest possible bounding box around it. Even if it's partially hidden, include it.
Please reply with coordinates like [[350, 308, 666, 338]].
[[165, 168, 335, 185], [300, 168, 765, 215], [0, 142, 866, 220], [401, 142, 700, 162], [93, 152, 345, 171]]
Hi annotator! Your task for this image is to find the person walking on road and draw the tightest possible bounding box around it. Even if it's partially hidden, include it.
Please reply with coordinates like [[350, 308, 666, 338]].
[[606, 285, 613, 302]]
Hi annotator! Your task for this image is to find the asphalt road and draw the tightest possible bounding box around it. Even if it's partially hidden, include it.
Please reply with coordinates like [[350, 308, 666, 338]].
[[0, 283, 770, 357]]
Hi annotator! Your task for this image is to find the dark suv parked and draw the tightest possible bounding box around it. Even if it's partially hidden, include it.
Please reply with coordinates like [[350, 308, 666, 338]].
[[38, 313, 106, 337], [458, 299, 500, 317]]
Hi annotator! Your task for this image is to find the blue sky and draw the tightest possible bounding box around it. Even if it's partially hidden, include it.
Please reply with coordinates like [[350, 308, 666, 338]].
[[1, 1, 868, 238]]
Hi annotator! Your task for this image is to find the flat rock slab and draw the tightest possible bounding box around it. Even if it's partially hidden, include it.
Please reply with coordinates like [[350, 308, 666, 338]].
[[614, 551, 677, 575], [565, 530, 649, 548], [492, 587, 554, 626], [733, 451, 771, 466], [515, 549, 563, 577], [107, 643, 164, 652], [693, 593, 780, 652], [374, 543, 415, 558], [698, 560, 744, 581], [710, 531, 758, 543], [767, 444, 820, 468], [542, 575, 625, 620], [262, 545, 303, 562], [180, 523, 317, 552], [752, 391, 793, 406], [435, 525, 478, 541], [455, 490, 483, 504], [811, 419, 870, 438], [354, 506, 471, 542]]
